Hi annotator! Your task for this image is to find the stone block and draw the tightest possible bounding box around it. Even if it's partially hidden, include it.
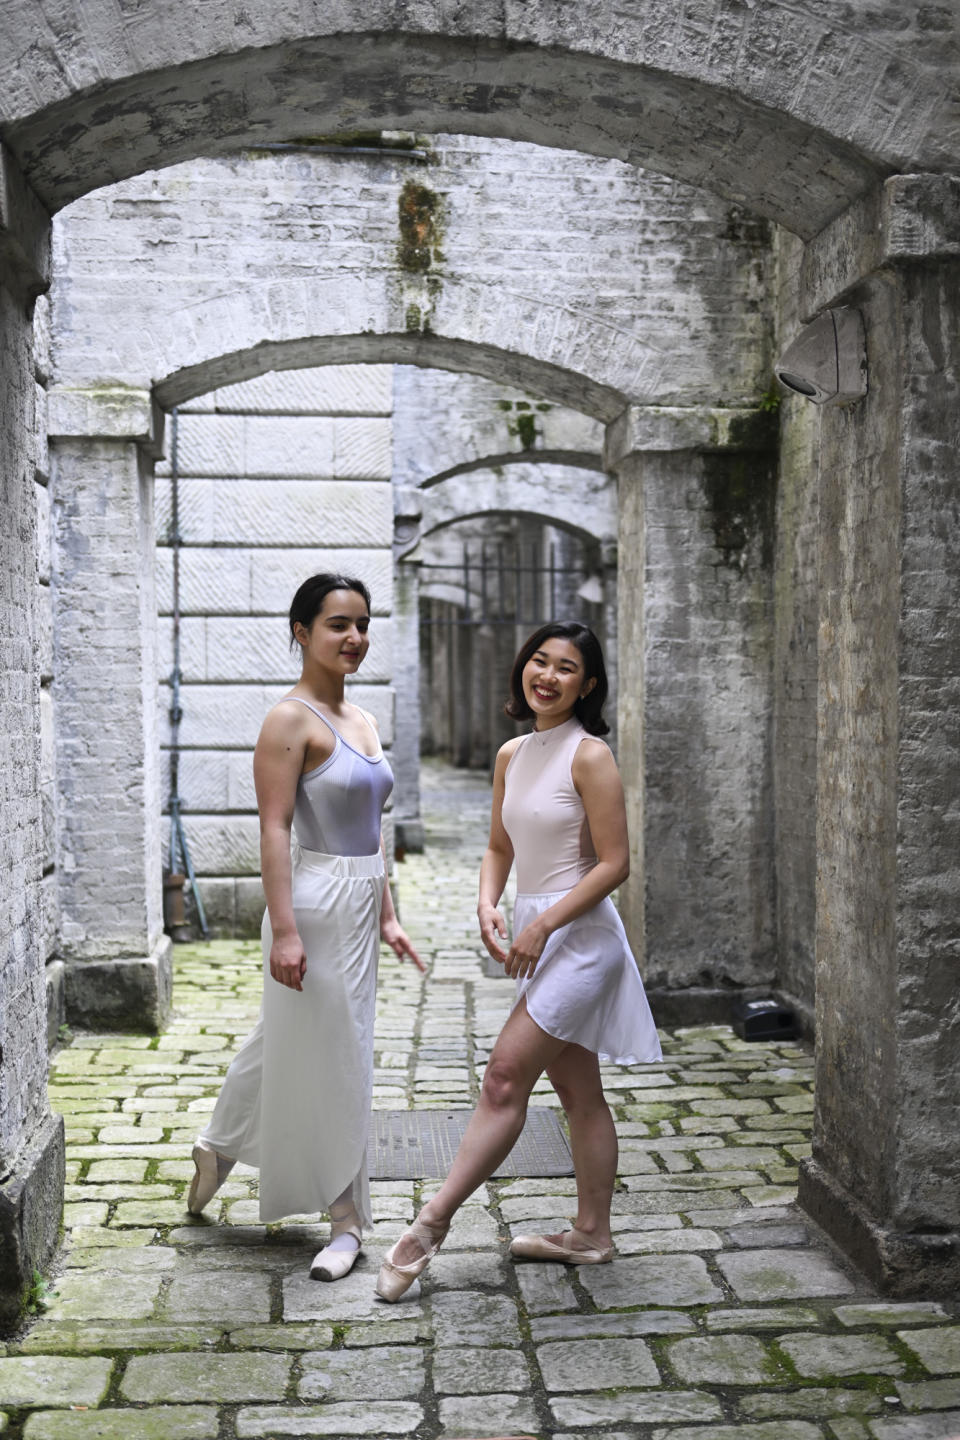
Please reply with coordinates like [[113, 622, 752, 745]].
[[537, 1336, 660, 1390], [0, 1110, 65, 1333], [778, 1332, 905, 1379], [160, 682, 393, 747], [716, 1249, 857, 1301], [209, 364, 392, 416], [332, 417, 391, 478], [298, 1346, 425, 1399], [121, 1352, 290, 1402], [251, 548, 393, 615], [164, 1270, 271, 1323], [896, 1327, 960, 1374], [164, 815, 261, 875], [35, 477, 51, 580], [23, 1407, 219, 1439], [156, 478, 392, 546], [0, 1355, 112, 1408], [430, 1291, 523, 1347], [578, 1254, 723, 1308], [551, 1391, 722, 1428], [64, 939, 173, 1033], [39, 858, 60, 961], [45, 958, 65, 1048], [236, 1401, 422, 1436], [666, 1334, 780, 1385], [47, 1271, 164, 1320], [234, 878, 266, 936]]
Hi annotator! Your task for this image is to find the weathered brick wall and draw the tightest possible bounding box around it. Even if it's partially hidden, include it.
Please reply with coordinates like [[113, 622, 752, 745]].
[[157, 367, 395, 934], [634, 445, 778, 1001], [50, 137, 774, 417], [2, 0, 950, 240], [0, 285, 46, 1169], [771, 231, 820, 1023]]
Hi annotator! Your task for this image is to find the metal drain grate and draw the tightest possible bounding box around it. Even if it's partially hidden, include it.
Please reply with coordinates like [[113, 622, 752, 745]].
[[368, 1108, 574, 1180]]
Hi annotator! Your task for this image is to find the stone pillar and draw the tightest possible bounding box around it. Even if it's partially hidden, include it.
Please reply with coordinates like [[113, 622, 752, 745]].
[[604, 406, 777, 1012], [794, 175, 960, 1295], [393, 489, 425, 852], [0, 142, 64, 1332], [48, 387, 172, 1032]]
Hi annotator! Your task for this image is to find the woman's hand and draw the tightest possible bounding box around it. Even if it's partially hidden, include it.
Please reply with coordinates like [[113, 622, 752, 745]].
[[478, 903, 509, 965], [269, 931, 307, 991], [504, 916, 549, 980], [381, 916, 427, 973]]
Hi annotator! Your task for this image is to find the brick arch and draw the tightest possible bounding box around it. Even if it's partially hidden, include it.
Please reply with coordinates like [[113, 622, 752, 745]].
[[416, 462, 615, 546], [5, 4, 954, 232], [156, 332, 630, 426], [52, 145, 774, 417]]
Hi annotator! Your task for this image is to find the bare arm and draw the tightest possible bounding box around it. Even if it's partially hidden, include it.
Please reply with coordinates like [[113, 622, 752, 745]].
[[477, 741, 519, 964], [504, 739, 629, 979], [253, 704, 320, 991]]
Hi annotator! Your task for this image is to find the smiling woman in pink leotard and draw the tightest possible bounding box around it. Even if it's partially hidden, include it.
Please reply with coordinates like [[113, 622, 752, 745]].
[[376, 621, 661, 1301]]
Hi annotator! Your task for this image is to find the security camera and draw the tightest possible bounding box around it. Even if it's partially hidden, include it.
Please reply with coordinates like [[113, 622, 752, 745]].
[[775, 307, 867, 406]]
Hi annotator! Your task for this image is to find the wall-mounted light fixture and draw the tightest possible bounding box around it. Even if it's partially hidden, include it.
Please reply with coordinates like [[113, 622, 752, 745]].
[[775, 307, 867, 406]]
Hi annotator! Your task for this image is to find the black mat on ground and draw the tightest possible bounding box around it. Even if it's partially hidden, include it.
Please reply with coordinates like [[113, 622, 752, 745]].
[[368, 1107, 574, 1180]]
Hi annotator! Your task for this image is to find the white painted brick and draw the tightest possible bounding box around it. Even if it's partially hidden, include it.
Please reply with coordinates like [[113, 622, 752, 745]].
[[169, 413, 245, 476], [227, 752, 257, 810], [247, 549, 394, 616], [333, 417, 392, 478], [160, 682, 394, 747], [35, 478, 51, 583], [161, 748, 231, 811], [163, 814, 262, 875], [36, 582, 53, 681], [241, 415, 338, 478], [157, 614, 206, 681], [156, 548, 252, 614], [210, 365, 392, 416]]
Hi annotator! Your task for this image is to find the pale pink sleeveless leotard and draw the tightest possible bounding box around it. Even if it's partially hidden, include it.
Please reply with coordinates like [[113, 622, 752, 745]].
[[501, 716, 661, 1065]]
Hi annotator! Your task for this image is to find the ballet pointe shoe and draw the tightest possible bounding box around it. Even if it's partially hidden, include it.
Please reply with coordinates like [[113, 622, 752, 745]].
[[187, 1138, 236, 1215], [375, 1214, 448, 1302], [509, 1224, 614, 1265], [310, 1224, 363, 1281]]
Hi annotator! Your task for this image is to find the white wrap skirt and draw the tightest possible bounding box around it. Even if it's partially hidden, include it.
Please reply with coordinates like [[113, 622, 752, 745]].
[[514, 891, 661, 1067], [201, 846, 384, 1226]]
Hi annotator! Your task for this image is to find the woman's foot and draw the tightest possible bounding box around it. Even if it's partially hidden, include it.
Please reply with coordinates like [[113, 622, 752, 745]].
[[186, 1138, 236, 1215], [375, 1212, 448, 1302], [311, 1226, 362, 1281], [509, 1224, 613, 1265]]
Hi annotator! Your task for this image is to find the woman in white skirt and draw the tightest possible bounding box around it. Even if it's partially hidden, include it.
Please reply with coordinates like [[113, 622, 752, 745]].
[[187, 574, 423, 1281], [376, 621, 661, 1300]]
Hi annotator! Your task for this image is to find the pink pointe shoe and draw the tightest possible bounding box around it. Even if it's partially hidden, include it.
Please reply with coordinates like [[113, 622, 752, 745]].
[[186, 1138, 236, 1215], [509, 1225, 614, 1265], [375, 1214, 448, 1302]]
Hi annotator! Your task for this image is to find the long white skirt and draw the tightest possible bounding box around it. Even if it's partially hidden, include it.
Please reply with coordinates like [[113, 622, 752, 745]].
[[514, 891, 662, 1066], [201, 847, 384, 1226]]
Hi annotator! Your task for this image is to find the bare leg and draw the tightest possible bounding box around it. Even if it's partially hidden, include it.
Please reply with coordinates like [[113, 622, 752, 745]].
[[391, 1000, 568, 1264], [543, 1044, 617, 1250]]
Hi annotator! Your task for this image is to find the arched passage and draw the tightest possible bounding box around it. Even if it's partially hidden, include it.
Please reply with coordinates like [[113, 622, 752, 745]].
[[5, 7, 940, 233], [0, 1, 956, 1318]]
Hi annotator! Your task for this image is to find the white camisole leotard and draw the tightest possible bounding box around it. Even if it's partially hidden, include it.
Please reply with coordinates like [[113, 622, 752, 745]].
[[501, 716, 661, 1066]]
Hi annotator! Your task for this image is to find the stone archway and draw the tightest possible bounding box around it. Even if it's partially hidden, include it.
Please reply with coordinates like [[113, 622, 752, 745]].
[[0, 1, 957, 1321]]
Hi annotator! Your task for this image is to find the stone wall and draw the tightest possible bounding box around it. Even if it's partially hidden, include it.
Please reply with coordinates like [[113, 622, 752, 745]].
[[157, 366, 395, 935], [49, 136, 774, 418], [771, 232, 820, 1028], [0, 143, 64, 1331]]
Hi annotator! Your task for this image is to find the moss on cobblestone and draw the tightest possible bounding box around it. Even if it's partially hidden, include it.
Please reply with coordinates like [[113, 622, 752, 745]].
[[13, 765, 957, 1437]]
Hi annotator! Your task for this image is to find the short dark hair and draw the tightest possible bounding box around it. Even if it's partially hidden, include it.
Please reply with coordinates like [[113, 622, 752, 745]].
[[505, 622, 610, 736], [288, 573, 371, 650]]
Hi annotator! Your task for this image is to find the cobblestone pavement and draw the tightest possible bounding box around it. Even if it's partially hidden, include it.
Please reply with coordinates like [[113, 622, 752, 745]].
[[4, 759, 959, 1439]]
